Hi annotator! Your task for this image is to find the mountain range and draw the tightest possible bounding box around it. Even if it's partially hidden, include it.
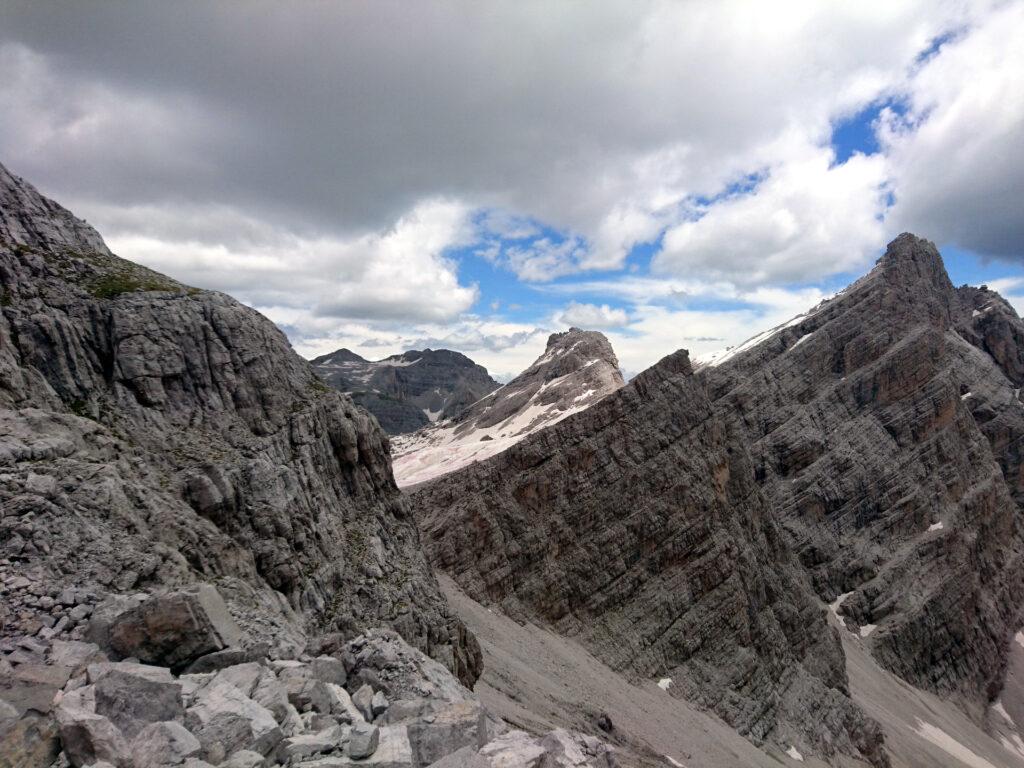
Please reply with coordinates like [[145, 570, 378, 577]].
[[310, 348, 500, 435], [3, 161, 1024, 768]]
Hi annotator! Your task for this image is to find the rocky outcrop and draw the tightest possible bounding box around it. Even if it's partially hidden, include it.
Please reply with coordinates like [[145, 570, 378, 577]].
[[4, 627, 620, 768], [412, 235, 1024, 764], [703, 234, 1024, 721], [0, 161, 478, 687], [391, 329, 624, 487], [311, 349, 500, 435]]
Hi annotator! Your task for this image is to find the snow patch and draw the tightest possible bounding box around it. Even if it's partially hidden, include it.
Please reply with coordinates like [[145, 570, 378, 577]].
[[657, 677, 673, 691], [914, 718, 1000, 768], [829, 592, 852, 622], [928, 521, 944, 532], [423, 407, 443, 423], [573, 389, 596, 402], [791, 333, 812, 349], [664, 757, 685, 768], [859, 624, 877, 638], [785, 746, 804, 762]]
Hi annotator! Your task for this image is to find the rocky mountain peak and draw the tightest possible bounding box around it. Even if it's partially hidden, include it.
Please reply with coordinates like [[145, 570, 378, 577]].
[[0, 161, 110, 255], [311, 346, 500, 435], [390, 329, 624, 487], [875, 231, 956, 296]]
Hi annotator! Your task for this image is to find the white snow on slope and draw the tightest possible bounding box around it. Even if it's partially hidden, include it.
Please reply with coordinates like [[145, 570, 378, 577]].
[[785, 745, 804, 762], [929, 521, 945, 532], [391, 396, 592, 487], [914, 719, 1000, 768], [663, 756, 685, 768], [859, 624, 877, 638], [657, 677, 673, 691]]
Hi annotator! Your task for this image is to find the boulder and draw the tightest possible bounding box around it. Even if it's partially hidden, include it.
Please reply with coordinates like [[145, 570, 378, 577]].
[[49, 640, 107, 675], [479, 731, 546, 768], [55, 705, 131, 768], [277, 724, 346, 760], [211, 663, 264, 697], [94, 668, 184, 738], [289, 726, 412, 768], [217, 751, 265, 768], [104, 585, 244, 670], [309, 656, 347, 687], [284, 676, 332, 714], [325, 684, 362, 724], [0, 710, 61, 768], [185, 681, 282, 759], [352, 684, 375, 722], [407, 701, 487, 768], [132, 721, 202, 768], [371, 691, 389, 718], [423, 746, 489, 768], [349, 722, 380, 759]]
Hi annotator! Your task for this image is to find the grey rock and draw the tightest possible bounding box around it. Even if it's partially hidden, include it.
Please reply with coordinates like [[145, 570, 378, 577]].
[[421, 745, 488, 768], [351, 684, 375, 722], [104, 586, 244, 670], [311, 349, 500, 436], [478, 731, 545, 768], [185, 681, 282, 758], [348, 722, 381, 759], [217, 750, 265, 768], [371, 691, 389, 718], [309, 656, 348, 687], [55, 704, 131, 768], [284, 675, 332, 714], [131, 721, 202, 768], [93, 668, 184, 739], [277, 724, 346, 760], [406, 701, 487, 768], [49, 640, 106, 675]]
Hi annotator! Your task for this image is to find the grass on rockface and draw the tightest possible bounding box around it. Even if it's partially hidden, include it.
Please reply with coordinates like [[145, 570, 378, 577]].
[[89, 273, 181, 299]]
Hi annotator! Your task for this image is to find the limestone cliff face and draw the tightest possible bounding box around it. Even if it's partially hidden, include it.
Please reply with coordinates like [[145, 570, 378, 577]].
[[411, 235, 1024, 764], [0, 162, 480, 686], [706, 234, 1024, 720], [413, 353, 888, 765]]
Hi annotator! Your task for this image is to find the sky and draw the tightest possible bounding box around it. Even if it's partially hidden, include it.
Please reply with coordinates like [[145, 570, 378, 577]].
[[0, 1, 1021, 380]]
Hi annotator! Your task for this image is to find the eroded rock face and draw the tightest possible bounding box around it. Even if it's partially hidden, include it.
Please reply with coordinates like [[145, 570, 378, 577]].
[[0, 160, 478, 686], [413, 234, 1024, 763], [413, 347, 888, 765], [311, 348, 501, 435], [703, 234, 1024, 720]]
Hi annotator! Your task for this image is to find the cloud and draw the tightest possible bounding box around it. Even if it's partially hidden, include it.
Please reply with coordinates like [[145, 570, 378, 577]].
[[0, 1, 1018, 382], [106, 198, 478, 323], [654, 137, 889, 286], [883, 2, 1024, 262], [555, 301, 629, 329]]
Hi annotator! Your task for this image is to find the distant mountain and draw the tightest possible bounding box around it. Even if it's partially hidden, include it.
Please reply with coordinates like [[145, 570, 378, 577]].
[[310, 347, 500, 435], [391, 328, 625, 487]]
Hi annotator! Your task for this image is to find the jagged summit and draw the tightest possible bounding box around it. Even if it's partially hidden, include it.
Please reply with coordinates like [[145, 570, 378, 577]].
[[0, 161, 110, 255], [390, 327, 625, 487], [311, 346, 500, 435]]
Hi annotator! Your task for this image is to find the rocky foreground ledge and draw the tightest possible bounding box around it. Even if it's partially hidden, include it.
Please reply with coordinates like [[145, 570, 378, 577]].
[[1, 583, 619, 768]]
